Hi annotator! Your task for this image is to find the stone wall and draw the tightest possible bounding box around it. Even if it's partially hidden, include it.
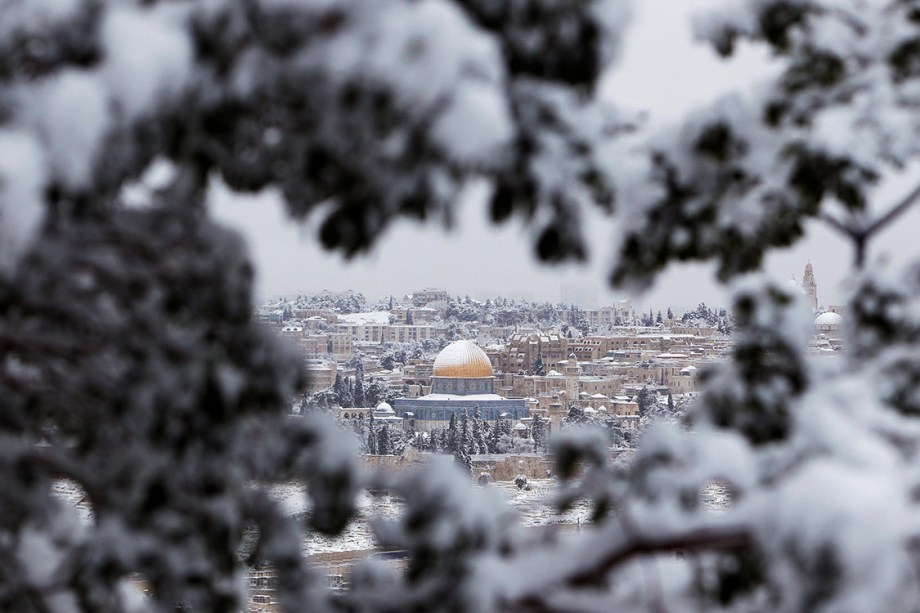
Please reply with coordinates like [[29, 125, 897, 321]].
[[471, 454, 554, 482], [361, 449, 631, 482]]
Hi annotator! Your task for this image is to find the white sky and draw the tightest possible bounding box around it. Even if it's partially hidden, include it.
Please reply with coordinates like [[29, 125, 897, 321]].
[[211, 0, 920, 313]]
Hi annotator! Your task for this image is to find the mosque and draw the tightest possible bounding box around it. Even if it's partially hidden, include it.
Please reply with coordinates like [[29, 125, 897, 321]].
[[393, 339, 528, 431]]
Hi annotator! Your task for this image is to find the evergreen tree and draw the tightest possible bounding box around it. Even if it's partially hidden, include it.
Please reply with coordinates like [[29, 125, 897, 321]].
[[656, 310, 663, 324], [562, 406, 589, 427], [428, 428, 441, 454], [405, 309, 414, 324], [667, 307, 674, 320], [460, 410, 473, 456], [333, 373, 345, 405], [447, 413, 459, 454], [472, 408, 491, 455], [440, 428, 450, 454], [488, 418, 501, 454], [480, 420, 492, 455], [668, 392, 674, 413], [354, 377, 366, 408], [637, 386, 654, 418], [489, 415, 514, 453], [531, 414, 548, 451], [532, 354, 546, 376], [367, 413, 378, 455], [381, 355, 396, 371], [377, 424, 392, 455]]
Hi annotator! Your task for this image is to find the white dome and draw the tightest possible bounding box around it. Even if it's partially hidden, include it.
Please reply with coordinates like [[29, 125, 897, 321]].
[[815, 312, 843, 326], [584, 407, 597, 414], [374, 401, 394, 414], [432, 340, 492, 377]]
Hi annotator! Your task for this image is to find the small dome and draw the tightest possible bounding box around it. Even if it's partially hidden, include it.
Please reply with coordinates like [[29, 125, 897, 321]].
[[598, 405, 608, 412], [815, 312, 843, 326], [375, 401, 394, 414], [433, 340, 493, 378], [584, 407, 597, 414]]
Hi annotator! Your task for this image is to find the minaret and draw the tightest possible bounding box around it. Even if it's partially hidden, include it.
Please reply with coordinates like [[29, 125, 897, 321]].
[[802, 261, 818, 312], [564, 353, 580, 407]]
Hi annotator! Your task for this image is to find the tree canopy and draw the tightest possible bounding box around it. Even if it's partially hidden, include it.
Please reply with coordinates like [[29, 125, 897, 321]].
[[3, 0, 920, 611]]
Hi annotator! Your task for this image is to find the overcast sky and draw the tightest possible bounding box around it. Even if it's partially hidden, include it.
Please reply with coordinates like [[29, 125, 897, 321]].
[[211, 0, 920, 313]]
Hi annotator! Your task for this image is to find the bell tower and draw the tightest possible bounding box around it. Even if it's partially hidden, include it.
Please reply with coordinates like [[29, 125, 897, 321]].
[[802, 261, 818, 312]]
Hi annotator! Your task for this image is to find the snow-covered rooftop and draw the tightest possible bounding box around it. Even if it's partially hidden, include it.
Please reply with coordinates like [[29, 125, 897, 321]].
[[416, 393, 507, 401], [337, 311, 392, 325]]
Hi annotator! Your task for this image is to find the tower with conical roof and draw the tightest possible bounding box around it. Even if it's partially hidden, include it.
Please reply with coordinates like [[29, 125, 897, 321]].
[[802, 262, 818, 312]]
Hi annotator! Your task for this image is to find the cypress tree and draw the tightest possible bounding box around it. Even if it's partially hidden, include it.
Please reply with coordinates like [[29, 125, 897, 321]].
[[447, 413, 458, 454], [377, 424, 391, 455], [367, 413, 378, 454], [354, 377, 366, 408]]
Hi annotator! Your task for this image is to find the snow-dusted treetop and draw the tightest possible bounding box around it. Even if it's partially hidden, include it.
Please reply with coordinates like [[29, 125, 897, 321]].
[[6, 0, 920, 611], [0, 0, 632, 272]]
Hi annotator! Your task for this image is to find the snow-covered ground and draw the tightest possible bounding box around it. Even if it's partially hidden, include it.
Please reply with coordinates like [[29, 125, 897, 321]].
[[271, 477, 731, 555], [51, 476, 730, 556]]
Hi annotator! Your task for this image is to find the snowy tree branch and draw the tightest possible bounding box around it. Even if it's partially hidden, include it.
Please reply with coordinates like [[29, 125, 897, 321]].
[[505, 524, 753, 612], [822, 179, 920, 268]]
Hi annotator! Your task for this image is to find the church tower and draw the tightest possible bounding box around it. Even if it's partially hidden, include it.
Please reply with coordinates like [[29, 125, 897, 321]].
[[802, 262, 818, 312]]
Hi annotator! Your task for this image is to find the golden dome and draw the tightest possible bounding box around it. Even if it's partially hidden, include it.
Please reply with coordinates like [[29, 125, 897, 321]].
[[432, 340, 493, 378]]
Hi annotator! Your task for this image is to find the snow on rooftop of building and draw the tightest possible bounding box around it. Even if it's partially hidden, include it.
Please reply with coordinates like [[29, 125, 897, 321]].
[[337, 311, 392, 325], [417, 393, 507, 401], [815, 312, 843, 326]]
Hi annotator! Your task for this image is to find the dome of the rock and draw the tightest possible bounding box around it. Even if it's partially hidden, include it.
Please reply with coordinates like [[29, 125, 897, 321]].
[[432, 340, 493, 378]]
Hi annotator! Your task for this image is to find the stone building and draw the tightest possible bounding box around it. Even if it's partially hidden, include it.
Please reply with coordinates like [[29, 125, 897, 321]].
[[500, 333, 568, 374], [406, 288, 451, 306]]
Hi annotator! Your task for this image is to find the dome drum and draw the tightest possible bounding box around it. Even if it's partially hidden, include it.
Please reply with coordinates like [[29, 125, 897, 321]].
[[430, 376, 494, 395]]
